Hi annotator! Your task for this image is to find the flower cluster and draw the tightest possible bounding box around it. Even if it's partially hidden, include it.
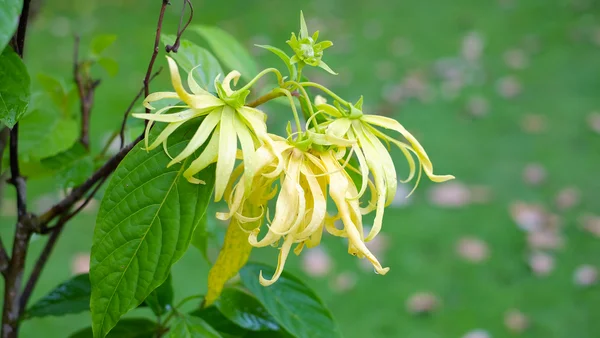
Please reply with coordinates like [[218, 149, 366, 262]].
[[135, 12, 454, 286]]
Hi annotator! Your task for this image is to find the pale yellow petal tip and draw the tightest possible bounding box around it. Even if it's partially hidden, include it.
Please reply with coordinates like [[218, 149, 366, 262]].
[[258, 270, 278, 287], [429, 174, 456, 183], [186, 177, 206, 185], [376, 267, 390, 275]]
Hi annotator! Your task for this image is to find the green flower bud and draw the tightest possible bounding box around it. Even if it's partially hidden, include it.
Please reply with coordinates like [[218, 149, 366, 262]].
[[287, 11, 336, 75]]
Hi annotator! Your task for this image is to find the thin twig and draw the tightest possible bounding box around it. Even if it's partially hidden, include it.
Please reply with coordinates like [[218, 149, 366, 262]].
[[38, 134, 142, 227], [20, 175, 107, 310], [74, 36, 100, 150], [119, 69, 162, 149], [165, 0, 194, 53], [144, 0, 171, 116], [18, 221, 64, 313], [2, 1, 33, 334]]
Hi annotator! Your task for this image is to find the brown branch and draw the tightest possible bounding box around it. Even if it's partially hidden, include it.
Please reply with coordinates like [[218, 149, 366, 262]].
[[144, 0, 171, 116], [119, 69, 162, 149], [165, 0, 194, 53], [38, 135, 141, 227], [0, 127, 9, 276], [20, 174, 108, 311], [5, 2, 173, 334], [74, 36, 100, 150]]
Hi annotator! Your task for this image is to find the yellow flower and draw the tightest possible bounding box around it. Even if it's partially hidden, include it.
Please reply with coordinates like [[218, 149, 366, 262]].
[[219, 135, 388, 286], [314, 96, 455, 242], [133, 56, 271, 201]]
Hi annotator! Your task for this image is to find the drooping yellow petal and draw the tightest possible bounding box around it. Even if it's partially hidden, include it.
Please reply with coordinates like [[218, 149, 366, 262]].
[[214, 106, 239, 201], [259, 235, 295, 286], [166, 56, 195, 106], [132, 108, 200, 123], [147, 121, 185, 151], [322, 152, 389, 275], [187, 64, 211, 95], [367, 126, 417, 184], [184, 126, 221, 184], [362, 115, 455, 182], [143, 91, 180, 109], [356, 126, 387, 242], [233, 114, 258, 192], [139, 105, 189, 150], [169, 108, 222, 165], [295, 165, 327, 239]]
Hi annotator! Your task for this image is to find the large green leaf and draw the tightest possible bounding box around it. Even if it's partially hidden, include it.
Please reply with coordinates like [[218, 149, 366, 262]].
[[161, 34, 222, 91], [169, 314, 222, 338], [0, 46, 30, 128], [144, 273, 174, 317], [18, 108, 78, 161], [191, 26, 258, 80], [69, 319, 159, 338], [190, 306, 249, 337], [41, 143, 93, 190], [216, 287, 279, 332], [90, 120, 216, 337], [25, 274, 91, 319], [0, 0, 22, 51], [240, 263, 342, 338]]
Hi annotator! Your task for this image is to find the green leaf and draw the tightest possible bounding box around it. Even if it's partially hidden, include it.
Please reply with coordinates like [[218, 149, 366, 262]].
[[0, 0, 22, 51], [41, 143, 93, 189], [69, 319, 159, 338], [25, 274, 91, 319], [98, 57, 119, 77], [91, 34, 117, 56], [36, 73, 72, 115], [90, 120, 216, 338], [191, 26, 258, 80], [18, 109, 78, 161], [215, 287, 279, 332], [190, 213, 210, 262], [144, 274, 174, 317], [161, 34, 222, 91], [0, 46, 30, 128], [190, 306, 248, 337], [255, 45, 296, 80], [169, 314, 222, 338], [240, 263, 342, 338]]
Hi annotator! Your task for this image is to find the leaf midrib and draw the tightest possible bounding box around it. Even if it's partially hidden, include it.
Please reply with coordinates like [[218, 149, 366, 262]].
[[97, 157, 188, 336]]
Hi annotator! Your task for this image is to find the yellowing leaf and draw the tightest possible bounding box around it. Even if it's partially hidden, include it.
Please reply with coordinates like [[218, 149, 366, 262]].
[[204, 218, 253, 306]]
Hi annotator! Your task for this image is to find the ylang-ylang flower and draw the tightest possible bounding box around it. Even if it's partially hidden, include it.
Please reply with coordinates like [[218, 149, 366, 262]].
[[219, 134, 389, 286], [313, 96, 455, 242], [133, 56, 273, 201]]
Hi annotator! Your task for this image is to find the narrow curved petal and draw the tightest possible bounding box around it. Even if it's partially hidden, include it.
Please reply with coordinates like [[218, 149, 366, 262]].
[[188, 64, 211, 95], [356, 126, 387, 242], [169, 108, 222, 165], [183, 126, 220, 184], [259, 235, 295, 286], [133, 108, 200, 123], [166, 56, 195, 106], [233, 114, 258, 192], [362, 115, 455, 182], [143, 91, 180, 109], [363, 126, 398, 210], [147, 121, 185, 151], [295, 165, 327, 239], [214, 106, 239, 201]]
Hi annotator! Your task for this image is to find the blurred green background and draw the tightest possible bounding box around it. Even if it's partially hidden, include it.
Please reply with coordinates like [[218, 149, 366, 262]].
[[2, 0, 600, 337]]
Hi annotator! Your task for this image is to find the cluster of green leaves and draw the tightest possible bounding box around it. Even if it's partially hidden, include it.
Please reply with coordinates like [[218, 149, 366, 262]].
[[24, 263, 340, 338], [0, 0, 118, 190]]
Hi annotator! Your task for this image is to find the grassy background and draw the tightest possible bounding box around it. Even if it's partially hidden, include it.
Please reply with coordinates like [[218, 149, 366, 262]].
[[1, 0, 600, 337]]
